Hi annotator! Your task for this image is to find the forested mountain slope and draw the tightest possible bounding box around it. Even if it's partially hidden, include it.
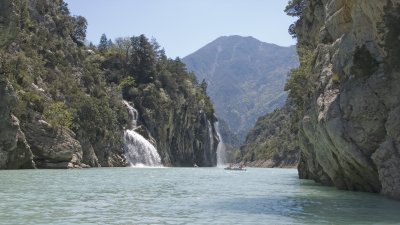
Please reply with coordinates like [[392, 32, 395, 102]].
[[239, 100, 299, 168], [183, 36, 298, 143]]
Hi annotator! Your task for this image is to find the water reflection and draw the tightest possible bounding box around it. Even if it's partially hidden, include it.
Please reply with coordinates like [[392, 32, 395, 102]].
[[1, 168, 400, 225]]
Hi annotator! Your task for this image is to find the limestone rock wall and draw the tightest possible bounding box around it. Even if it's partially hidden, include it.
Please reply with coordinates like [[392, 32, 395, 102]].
[[296, 0, 400, 199], [22, 119, 86, 169]]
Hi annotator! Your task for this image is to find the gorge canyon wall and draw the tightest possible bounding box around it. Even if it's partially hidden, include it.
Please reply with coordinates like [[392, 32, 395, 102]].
[[295, 0, 400, 199]]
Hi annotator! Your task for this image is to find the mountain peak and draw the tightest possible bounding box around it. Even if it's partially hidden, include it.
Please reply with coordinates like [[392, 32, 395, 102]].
[[183, 36, 299, 144], [216, 35, 257, 41]]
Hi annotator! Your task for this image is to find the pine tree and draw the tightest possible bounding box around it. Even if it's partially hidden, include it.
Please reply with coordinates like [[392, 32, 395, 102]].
[[71, 16, 87, 45], [285, 0, 307, 38], [98, 33, 108, 53], [200, 79, 208, 94], [59, 0, 70, 15], [284, 0, 306, 17], [130, 35, 157, 83]]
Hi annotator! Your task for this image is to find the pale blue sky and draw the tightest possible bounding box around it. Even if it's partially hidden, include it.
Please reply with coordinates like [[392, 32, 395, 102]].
[[65, 0, 296, 58]]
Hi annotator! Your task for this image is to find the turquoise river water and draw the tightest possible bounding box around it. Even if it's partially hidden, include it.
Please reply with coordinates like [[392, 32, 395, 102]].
[[1, 168, 400, 225]]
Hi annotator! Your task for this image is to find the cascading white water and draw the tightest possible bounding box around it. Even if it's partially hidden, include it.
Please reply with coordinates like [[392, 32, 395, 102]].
[[215, 122, 227, 167], [122, 101, 162, 167], [207, 120, 214, 162]]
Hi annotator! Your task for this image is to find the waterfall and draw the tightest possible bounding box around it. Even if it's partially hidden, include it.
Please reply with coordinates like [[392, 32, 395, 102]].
[[207, 120, 214, 162], [122, 101, 162, 167], [215, 122, 227, 167]]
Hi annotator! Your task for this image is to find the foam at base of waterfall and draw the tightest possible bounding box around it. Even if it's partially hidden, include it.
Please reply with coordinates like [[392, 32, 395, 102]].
[[129, 163, 165, 168], [124, 130, 162, 167]]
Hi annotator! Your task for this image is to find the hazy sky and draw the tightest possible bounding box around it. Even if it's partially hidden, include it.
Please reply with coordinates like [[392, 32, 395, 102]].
[[65, 0, 296, 58]]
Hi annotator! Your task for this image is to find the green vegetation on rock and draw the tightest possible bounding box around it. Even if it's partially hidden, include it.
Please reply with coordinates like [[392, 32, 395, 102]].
[[239, 102, 299, 167], [284, 46, 316, 111], [43, 102, 74, 129], [0, 0, 128, 168], [0, 0, 217, 169], [99, 33, 218, 166], [285, 0, 306, 38]]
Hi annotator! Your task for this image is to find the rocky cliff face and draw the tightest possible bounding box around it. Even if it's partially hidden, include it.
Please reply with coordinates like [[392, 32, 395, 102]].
[[125, 84, 219, 167], [0, 0, 127, 169], [295, 0, 400, 198], [22, 119, 87, 169], [139, 104, 218, 167], [0, 79, 35, 169]]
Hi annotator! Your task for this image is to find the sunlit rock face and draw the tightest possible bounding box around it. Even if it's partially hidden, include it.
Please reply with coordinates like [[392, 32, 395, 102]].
[[296, 0, 400, 199]]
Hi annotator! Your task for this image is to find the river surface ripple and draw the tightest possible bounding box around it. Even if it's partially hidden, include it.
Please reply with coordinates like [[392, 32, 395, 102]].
[[1, 168, 400, 225]]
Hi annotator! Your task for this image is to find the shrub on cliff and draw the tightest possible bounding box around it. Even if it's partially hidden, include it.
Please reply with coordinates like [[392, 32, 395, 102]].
[[284, 46, 315, 111], [44, 102, 74, 129]]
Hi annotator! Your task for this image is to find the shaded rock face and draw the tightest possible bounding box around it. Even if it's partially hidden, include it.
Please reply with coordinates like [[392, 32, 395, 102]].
[[85, 135, 125, 168], [0, 80, 35, 169], [134, 99, 218, 167], [77, 137, 100, 168], [296, 0, 400, 198]]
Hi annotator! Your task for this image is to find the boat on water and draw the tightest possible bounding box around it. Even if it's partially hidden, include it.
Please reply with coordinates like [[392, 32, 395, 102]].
[[224, 164, 246, 171]]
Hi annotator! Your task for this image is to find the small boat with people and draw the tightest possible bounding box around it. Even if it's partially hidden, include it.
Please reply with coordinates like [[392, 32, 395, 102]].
[[224, 163, 246, 171]]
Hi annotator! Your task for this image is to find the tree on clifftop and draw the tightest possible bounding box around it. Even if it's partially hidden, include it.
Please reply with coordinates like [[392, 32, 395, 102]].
[[285, 0, 306, 17], [71, 16, 87, 45], [130, 35, 157, 83], [285, 0, 307, 38], [99, 33, 109, 53]]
